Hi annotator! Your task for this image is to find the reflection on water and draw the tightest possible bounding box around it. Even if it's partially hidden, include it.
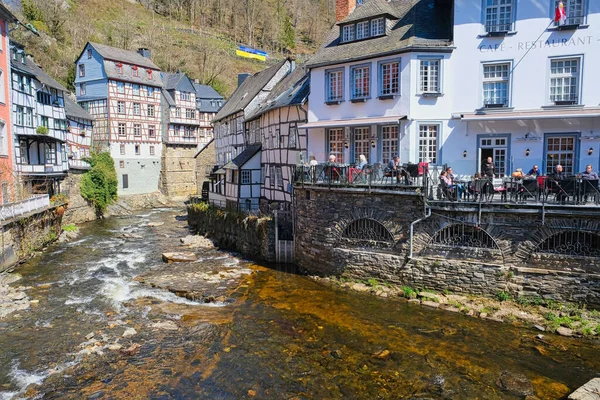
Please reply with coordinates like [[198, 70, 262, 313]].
[[0, 208, 599, 399]]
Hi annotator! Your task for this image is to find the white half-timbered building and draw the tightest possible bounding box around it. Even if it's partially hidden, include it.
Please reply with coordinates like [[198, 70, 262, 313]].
[[10, 42, 69, 197], [64, 96, 92, 171], [222, 144, 262, 211], [194, 82, 223, 148], [74, 43, 163, 195], [245, 65, 310, 211]]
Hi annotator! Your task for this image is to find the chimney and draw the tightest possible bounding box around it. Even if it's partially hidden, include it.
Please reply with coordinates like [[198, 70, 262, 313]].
[[336, 0, 357, 22], [137, 48, 151, 58], [238, 73, 251, 87]]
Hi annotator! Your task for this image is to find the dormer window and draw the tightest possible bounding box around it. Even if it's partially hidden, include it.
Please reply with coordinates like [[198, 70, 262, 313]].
[[342, 25, 355, 42], [356, 21, 369, 40], [371, 18, 385, 36], [132, 65, 139, 77], [147, 69, 153, 79], [116, 62, 123, 74]]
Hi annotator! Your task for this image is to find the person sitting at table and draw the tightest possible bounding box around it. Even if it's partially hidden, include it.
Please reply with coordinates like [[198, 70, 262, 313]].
[[551, 164, 568, 204], [581, 164, 599, 180], [581, 164, 599, 203], [446, 167, 464, 200], [386, 155, 402, 183], [511, 168, 525, 179], [349, 154, 368, 182], [325, 154, 340, 181], [308, 155, 318, 166], [527, 165, 541, 177]]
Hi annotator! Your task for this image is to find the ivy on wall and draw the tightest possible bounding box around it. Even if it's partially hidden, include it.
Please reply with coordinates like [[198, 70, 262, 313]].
[[80, 152, 118, 215]]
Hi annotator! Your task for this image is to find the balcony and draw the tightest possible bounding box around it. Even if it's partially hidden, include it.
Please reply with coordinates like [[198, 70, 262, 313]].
[[17, 162, 68, 175], [68, 159, 91, 170], [166, 135, 199, 145], [550, 94, 578, 106]]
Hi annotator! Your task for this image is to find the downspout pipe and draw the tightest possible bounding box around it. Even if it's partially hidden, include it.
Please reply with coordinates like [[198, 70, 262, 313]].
[[409, 207, 432, 259]]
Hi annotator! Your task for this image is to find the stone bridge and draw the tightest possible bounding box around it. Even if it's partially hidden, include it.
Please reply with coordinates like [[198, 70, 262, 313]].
[[294, 187, 600, 306]]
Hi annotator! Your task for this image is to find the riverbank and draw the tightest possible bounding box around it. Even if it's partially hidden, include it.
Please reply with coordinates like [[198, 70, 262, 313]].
[[315, 275, 600, 339]]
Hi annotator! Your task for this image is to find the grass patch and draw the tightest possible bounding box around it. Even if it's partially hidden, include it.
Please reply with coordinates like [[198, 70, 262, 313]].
[[401, 286, 417, 299], [62, 224, 77, 232], [495, 291, 511, 302], [366, 278, 379, 289]]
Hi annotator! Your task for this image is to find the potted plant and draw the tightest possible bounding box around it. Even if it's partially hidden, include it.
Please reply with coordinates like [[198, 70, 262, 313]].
[[36, 126, 49, 135]]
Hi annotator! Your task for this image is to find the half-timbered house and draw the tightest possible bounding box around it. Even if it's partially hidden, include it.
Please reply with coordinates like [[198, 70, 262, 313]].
[[159, 72, 203, 197], [11, 42, 69, 197], [64, 96, 92, 171], [193, 82, 223, 148], [74, 43, 163, 195], [245, 65, 310, 211]]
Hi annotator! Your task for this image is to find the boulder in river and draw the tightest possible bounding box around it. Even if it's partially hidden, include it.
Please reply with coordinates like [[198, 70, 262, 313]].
[[148, 222, 165, 227], [569, 378, 600, 400], [162, 252, 199, 263], [180, 235, 214, 249], [152, 321, 179, 331], [496, 371, 534, 396]]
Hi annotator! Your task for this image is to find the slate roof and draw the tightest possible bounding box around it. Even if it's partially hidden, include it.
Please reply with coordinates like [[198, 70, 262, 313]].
[[214, 59, 289, 121], [163, 71, 196, 93], [194, 138, 215, 158], [223, 144, 262, 169], [103, 60, 164, 87], [11, 54, 67, 92], [246, 64, 310, 121], [65, 96, 93, 121], [306, 0, 453, 68], [194, 83, 223, 100], [161, 88, 176, 107], [88, 42, 159, 70]]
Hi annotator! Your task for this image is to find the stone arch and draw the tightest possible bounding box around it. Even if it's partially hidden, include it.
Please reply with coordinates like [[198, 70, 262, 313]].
[[428, 223, 500, 249], [342, 218, 394, 243], [332, 208, 404, 248], [516, 219, 600, 262]]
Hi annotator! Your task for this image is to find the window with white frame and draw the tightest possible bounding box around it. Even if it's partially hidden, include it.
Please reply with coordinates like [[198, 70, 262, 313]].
[[328, 128, 344, 163], [149, 125, 155, 137], [351, 65, 370, 99], [549, 58, 580, 105], [117, 81, 125, 94], [120, 144, 125, 155], [0, 70, 4, 104], [484, 0, 513, 33], [419, 59, 441, 93], [175, 108, 181, 117], [483, 63, 510, 107], [342, 24, 355, 42], [148, 104, 155, 117], [133, 103, 141, 115], [381, 125, 398, 164], [133, 124, 141, 136], [380, 60, 399, 96], [117, 101, 125, 114], [356, 21, 369, 39], [371, 18, 385, 36], [353, 127, 370, 162], [556, 0, 585, 26], [418, 125, 438, 164], [546, 135, 576, 175], [149, 145, 155, 156], [276, 167, 283, 188], [132, 84, 140, 96], [118, 123, 126, 135], [326, 69, 344, 102], [241, 170, 251, 184]]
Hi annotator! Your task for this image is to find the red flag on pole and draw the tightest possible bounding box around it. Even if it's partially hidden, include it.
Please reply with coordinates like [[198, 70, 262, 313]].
[[555, 1, 567, 25]]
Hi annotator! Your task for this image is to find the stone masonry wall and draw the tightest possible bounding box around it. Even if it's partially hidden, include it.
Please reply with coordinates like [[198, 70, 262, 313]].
[[195, 141, 216, 195], [0, 206, 63, 272], [294, 187, 600, 306], [187, 204, 275, 262], [160, 144, 198, 198], [62, 171, 97, 224]]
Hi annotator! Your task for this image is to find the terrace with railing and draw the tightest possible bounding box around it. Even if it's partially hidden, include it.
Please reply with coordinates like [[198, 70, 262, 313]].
[[294, 163, 600, 208]]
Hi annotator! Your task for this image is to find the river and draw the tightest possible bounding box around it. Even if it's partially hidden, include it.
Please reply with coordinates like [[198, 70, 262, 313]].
[[0, 207, 599, 399]]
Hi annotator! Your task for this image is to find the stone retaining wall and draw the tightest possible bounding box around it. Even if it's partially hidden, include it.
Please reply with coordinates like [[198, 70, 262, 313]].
[[0, 206, 63, 272], [294, 187, 600, 306], [187, 204, 275, 262]]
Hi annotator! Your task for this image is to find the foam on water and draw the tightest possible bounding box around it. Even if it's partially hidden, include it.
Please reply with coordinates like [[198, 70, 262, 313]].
[[65, 295, 95, 305], [0, 362, 49, 400]]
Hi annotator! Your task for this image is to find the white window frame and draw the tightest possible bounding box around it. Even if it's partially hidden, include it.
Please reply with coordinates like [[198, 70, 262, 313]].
[[117, 81, 125, 94], [327, 128, 345, 164], [325, 68, 344, 103], [378, 59, 400, 97], [482, 62, 511, 108], [118, 123, 126, 135], [149, 145, 155, 156], [419, 58, 442, 94], [117, 101, 125, 114], [555, 0, 585, 26], [484, 0, 514, 33], [149, 125, 155, 137], [350, 64, 370, 100], [548, 56, 581, 105], [356, 21, 369, 40], [371, 18, 385, 37], [341, 24, 355, 42], [0, 70, 4, 104], [133, 103, 141, 115], [381, 125, 398, 164], [353, 127, 370, 163], [133, 124, 141, 137], [148, 104, 155, 117], [120, 144, 125, 155], [418, 124, 439, 165]]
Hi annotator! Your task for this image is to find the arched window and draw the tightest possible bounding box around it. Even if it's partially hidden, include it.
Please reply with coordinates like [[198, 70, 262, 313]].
[[430, 224, 499, 249], [342, 218, 394, 246], [534, 231, 600, 257]]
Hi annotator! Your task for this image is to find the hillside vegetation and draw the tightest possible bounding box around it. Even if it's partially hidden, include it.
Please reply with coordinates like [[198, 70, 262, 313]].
[[9, 0, 335, 96]]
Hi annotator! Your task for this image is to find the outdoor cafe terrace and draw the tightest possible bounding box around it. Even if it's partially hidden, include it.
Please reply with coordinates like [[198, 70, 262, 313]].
[[294, 163, 600, 211]]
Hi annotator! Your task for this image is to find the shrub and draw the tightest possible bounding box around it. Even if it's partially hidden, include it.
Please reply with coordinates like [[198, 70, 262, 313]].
[[36, 126, 49, 135], [366, 278, 379, 288], [401, 286, 417, 299], [496, 291, 511, 302], [80, 152, 118, 214]]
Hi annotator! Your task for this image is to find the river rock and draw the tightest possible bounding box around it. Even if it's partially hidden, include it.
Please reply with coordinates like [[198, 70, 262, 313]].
[[418, 291, 439, 302], [557, 327, 573, 337], [148, 222, 165, 227], [162, 252, 198, 263], [122, 328, 137, 338], [569, 378, 600, 400], [180, 235, 214, 249], [496, 371, 534, 396], [119, 233, 143, 239], [85, 332, 95, 340], [422, 301, 440, 309], [152, 321, 178, 331]]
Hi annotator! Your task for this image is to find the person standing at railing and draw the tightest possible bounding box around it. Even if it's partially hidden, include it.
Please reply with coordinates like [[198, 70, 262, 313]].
[[481, 156, 495, 178]]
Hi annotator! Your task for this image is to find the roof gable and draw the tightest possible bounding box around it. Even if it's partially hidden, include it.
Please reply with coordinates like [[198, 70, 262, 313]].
[[224, 144, 262, 169], [306, 0, 453, 68], [86, 42, 160, 70], [163, 72, 196, 92]]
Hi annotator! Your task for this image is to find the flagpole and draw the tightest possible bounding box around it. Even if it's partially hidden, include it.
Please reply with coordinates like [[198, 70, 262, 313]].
[[511, 19, 555, 74]]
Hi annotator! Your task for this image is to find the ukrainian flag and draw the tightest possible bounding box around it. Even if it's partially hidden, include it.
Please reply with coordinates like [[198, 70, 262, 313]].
[[236, 45, 267, 62]]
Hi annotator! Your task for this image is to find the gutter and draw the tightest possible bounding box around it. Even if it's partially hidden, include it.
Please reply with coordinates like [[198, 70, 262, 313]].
[[408, 206, 432, 259]]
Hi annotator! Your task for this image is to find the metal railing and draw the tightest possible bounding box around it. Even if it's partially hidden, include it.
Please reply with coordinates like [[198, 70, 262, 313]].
[[0, 195, 50, 222]]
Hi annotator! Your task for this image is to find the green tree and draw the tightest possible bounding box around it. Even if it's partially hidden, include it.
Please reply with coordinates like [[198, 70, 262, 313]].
[[80, 152, 118, 215], [280, 14, 295, 51]]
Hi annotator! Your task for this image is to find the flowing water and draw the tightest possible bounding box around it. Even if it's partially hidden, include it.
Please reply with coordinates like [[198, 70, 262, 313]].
[[0, 208, 599, 399]]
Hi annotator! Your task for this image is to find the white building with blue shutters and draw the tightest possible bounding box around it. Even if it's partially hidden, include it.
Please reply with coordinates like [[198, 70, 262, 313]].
[[445, 0, 600, 178]]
